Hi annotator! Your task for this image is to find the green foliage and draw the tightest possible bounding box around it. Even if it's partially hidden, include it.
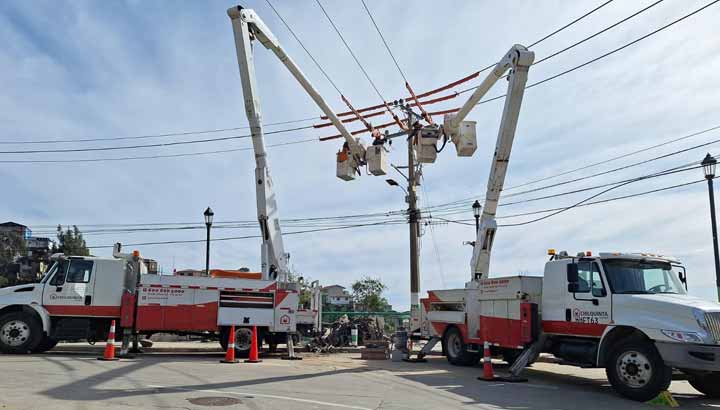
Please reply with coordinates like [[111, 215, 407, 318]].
[[53, 225, 89, 256], [0, 275, 9, 288], [0, 230, 26, 266], [351, 277, 389, 312]]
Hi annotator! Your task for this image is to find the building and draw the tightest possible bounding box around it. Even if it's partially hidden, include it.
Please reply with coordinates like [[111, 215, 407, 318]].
[[0, 222, 31, 240], [321, 285, 353, 310]]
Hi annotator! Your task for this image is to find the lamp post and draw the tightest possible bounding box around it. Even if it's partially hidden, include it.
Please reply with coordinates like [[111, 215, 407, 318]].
[[702, 153, 720, 301], [472, 200, 481, 233], [203, 207, 214, 277]]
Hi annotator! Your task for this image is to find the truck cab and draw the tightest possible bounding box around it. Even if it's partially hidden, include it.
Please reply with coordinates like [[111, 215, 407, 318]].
[[542, 251, 720, 400], [0, 254, 134, 354]]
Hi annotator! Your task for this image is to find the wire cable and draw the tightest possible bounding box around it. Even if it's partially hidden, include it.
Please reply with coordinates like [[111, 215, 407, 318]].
[[265, 0, 344, 95], [0, 125, 313, 155], [0, 117, 317, 145], [0, 138, 316, 164], [360, 0, 408, 84], [315, 0, 387, 102], [528, 0, 614, 48]]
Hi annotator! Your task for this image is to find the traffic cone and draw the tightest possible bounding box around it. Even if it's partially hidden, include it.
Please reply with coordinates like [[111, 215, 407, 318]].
[[244, 325, 262, 363], [479, 341, 495, 381], [98, 320, 119, 361], [220, 325, 239, 363]]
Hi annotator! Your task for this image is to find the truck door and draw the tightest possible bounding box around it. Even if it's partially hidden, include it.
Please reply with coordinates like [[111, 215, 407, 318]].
[[565, 261, 611, 337], [42, 259, 96, 316]]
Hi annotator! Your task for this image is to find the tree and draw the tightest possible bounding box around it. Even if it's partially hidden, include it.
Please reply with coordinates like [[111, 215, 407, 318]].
[[0, 230, 25, 266], [351, 277, 388, 312], [53, 225, 89, 256]]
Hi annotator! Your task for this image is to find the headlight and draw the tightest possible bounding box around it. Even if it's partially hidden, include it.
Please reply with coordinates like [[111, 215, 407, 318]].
[[693, 308, 709, 332], [661, 329, 704, 343]]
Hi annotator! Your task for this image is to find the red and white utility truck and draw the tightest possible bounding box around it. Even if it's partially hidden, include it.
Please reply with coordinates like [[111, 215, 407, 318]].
[[0, 245, 321, 356], [410, 43, 720, 401]]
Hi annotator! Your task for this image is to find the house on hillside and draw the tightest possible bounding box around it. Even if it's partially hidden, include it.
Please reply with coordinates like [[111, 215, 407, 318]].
[[0, 222, 32, 240], [321, 285, 354, 311]]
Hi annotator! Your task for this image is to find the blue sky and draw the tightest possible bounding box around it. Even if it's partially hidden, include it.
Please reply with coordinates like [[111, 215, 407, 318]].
[[2, 0, 720, 309]]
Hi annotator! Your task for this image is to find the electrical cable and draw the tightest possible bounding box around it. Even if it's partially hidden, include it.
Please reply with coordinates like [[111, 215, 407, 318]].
[[315, 0, 387, 102], [0, 138, 316, 164], [265, 0, 344, 95], [360, 0, 408, 84], [528, 0, 614, 48], [0, 125, 313, 155], [0, 117, 318, 145]]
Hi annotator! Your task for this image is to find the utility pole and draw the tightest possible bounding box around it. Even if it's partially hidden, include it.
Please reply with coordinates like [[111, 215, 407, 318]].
[[405, 111, 421, 333]]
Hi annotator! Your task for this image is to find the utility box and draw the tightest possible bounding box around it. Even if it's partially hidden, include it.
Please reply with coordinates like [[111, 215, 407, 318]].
[[366, 145, 388, 176], [451, 120, 477, 157], [336, 151, 356, 181], [416, 126, 440, 164]]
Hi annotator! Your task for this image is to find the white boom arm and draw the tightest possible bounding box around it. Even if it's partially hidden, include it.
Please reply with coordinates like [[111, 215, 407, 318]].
[[444, 45, 534, 282], [227, 6, 364, 281]]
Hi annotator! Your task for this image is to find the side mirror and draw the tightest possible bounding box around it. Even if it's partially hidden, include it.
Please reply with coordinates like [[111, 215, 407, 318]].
[[567, 263, 579, 283], [568, 283, 579, 293]]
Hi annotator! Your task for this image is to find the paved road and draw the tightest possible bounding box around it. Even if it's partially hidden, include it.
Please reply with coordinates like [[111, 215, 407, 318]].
[[0, 349, 717, 409]]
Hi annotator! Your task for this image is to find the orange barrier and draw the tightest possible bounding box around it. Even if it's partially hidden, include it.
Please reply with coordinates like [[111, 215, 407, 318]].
[[220, 325, 239, 363], [98, 320, 119, 361]]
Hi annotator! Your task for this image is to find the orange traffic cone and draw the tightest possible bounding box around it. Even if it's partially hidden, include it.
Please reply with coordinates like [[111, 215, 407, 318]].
[[98, 320, 120, 361], [220, 325, 239, 363], [480, 341, 495, 380], [244, 325, 262, 363]]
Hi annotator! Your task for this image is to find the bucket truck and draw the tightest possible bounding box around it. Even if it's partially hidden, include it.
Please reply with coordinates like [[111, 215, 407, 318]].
[[416, 45, 720, 401]]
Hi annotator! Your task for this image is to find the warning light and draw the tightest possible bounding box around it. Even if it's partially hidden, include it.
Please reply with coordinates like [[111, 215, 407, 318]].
[[547, 249, 556, 256], [586, 251, 592, 257], [132, 250, 140, 257]]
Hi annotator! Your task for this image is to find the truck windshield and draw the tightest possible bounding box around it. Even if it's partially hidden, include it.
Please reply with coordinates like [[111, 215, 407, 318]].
[[603, 259, 686, 295]]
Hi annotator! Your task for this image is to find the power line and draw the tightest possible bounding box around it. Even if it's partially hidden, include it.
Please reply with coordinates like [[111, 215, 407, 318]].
[[436, 178, 703, 226], [315, 0, 387, 102], [505, 125, 720, 191], [360, 0, 408, 84], [421, 124, 720, 212], [532, 0, 665, 66], [0, 138, 316, 164], [265, 0, 343, 95], [528, 0, 614, 48], [0, 125, 313, 155], [458, 0, 720, 98], [0, 117, 317, 145]]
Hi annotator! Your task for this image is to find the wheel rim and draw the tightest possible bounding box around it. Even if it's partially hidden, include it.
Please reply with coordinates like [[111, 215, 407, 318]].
[[234, 328, 253, 351], [616, 350, 652, 388], [447, 332, 462, 358], [1, 320, 31, 347]]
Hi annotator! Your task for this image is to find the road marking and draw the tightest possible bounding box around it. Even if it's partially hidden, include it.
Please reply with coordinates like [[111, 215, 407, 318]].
[[148, 385, 374, 410]]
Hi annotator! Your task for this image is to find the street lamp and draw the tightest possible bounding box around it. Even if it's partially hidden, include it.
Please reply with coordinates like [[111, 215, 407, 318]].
[[472, 200, 481, 233], [203, 207, 214, 277], [702, 154, 720, 301]]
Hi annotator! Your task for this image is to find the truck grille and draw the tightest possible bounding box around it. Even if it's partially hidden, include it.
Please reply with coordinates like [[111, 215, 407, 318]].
[[706, 312, 720, 343]]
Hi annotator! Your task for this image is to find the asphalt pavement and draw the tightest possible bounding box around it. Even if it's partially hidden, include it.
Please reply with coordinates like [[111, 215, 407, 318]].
[[0, 347, 717, 410]]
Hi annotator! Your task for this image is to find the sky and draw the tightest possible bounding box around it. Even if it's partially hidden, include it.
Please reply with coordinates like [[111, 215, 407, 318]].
[[2, 0, 720, 310]]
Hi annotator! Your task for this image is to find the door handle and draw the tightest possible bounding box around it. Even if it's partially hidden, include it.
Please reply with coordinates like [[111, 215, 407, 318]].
[[55, 286, 63, 292], [84, 295, 92, 306]]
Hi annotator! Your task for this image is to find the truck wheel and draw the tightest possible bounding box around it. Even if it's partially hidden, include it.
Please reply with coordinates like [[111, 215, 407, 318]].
[[33, 336, 58, 353], [0, 312, 43, 354], [605, 340, 672, 402], [443, 327, 477, 366], [689, 372, 720, 398], [219, 327, 253, 358]]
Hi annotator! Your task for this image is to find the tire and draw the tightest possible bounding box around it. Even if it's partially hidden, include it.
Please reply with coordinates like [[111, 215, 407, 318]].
[[605, 340, 672, 402], [443, 327, 477, 366], [689, 372, 720, 398], [32, 336, 58, 353], [219, 327, 253, 358], [0, 312, 43, 354]]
